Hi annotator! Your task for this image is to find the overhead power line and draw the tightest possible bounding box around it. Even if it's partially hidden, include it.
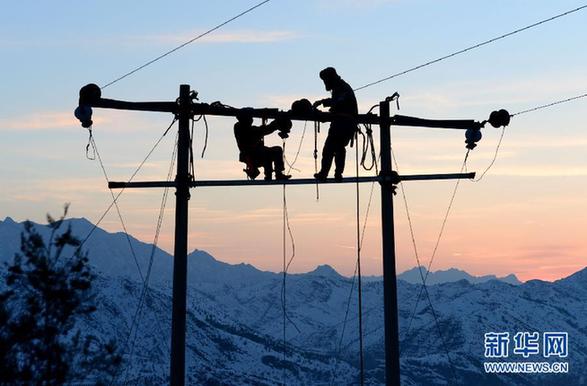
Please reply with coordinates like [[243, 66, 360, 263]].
[[102, 0, 272, 89], [511, 92, 587, 116], [354, 4, 587, 92]]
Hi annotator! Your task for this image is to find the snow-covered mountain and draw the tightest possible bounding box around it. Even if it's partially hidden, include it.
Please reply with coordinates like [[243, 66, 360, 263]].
[[397, 266, 522, 286], [1, 217, 585, 385]]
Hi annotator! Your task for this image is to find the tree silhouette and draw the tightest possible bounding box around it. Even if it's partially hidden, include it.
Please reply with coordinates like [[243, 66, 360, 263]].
[[0, 206, 121, 385]]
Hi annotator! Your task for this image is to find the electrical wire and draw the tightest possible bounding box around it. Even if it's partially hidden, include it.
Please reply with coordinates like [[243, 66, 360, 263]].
[[77, 118, 177, 252], [89, 132, 171, 360], [280, 132, 307, 385], [115, 133, 178, 386], [511, 91, 587, 116], [284, 121, 307, 174], [329, 161, 377, 386], [354, 4, 587, 92], [101, 0, 272, 89], [354, 133, 365, 386], [466, 91, 587, 183], [282, 185, 287, 386], [396, 151, 466, 383], [467, 127, 506, 182], [89, 133, 145, 281]]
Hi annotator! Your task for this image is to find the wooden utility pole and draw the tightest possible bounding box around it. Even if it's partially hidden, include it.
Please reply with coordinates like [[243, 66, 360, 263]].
[[170, 84, 191, 386], [77, 83, 505, 386], [379, 100, 401, 385]]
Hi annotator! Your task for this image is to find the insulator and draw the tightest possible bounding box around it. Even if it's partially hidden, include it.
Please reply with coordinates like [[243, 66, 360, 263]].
[[79, 83, 101, 105], [74, 105, 93, 128], [489, 109, 511, 128], [465, 128, 482, 150]]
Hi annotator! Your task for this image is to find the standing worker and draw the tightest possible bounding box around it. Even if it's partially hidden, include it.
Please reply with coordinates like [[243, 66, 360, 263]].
[[313, 67, 358, 182]]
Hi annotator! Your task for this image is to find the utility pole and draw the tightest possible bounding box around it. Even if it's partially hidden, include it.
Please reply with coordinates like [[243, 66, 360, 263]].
[[170, 84, 191, 386], [76, 83, 508, 386], [379, 100, 401, 385]]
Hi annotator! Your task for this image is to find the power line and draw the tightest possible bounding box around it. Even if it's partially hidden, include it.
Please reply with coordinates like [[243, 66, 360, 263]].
[[89, 131, 172, 358], [354, 135, 365, 386], [90, 133, 145, 281], [329, 166, 378, 386], [77, 118, 177, 251], [116, 133, 178, 386], [392, 151, 458, 383], [354, 4, 587, 92], [101, 0, 272, 89], [511, 91, 587, 116], [468, 91, 587, 181], [467, 127, 506, 182]]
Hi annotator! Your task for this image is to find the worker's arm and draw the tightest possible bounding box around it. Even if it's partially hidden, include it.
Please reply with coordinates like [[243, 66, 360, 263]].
[[253, 123, 277, 136], [313, 98, 332, 108]]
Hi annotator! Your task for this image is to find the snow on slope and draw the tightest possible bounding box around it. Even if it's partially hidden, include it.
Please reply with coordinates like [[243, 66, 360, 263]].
[[1, 217, 585, 385]]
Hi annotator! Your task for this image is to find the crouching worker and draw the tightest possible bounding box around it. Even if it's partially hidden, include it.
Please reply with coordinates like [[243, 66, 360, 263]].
[[233, 109, 292, 181]]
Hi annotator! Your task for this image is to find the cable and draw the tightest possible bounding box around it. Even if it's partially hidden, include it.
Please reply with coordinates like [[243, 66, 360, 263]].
[[464, 90, 587, 183], [201, 115, 209, 158], [328, 178, 377, 386], [190, 118, 196, 180], [354, 4, 587, 92], [511, 91, 587, 116], [468, 126, 506, 182], [328, 260, 358, 386], [358, 124, 378, 173], [465, 91, 587, 183], [354, 133, 365, 386], [284, 121, 307, 174], [282, 185, 287, 386], [101, 0, 272, 89], [314, 121, 320, 200], [77, 118, 177, 253], [89, 134, 145, 281], [114, 133, 178, 386], [396, 151, 464, 383], [89, 132, 172, 358], [280, 135, 306, 385]]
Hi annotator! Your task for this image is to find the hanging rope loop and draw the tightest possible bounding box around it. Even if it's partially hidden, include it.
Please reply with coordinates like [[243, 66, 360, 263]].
[[359, 124, 377, 172], [85, 128, 96, 160]]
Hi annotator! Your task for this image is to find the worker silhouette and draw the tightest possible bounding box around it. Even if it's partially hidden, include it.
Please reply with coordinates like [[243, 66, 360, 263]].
[[313, 67, 358, 182], [234, 109, 292, 181]]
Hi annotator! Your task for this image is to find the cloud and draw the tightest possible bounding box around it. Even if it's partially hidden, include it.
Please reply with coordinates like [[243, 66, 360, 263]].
[[318, 0, 399, 8], [0, 111, 89, 131], [127, 29, 300, 46], [489, 165, 587, 177]]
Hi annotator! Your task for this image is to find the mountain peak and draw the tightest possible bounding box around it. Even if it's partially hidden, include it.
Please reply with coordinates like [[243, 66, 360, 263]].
[[1, 216, 16, 224], [308, 264, 340, 277], [66, 217, 94, 226], [557, 266, 587, 287], [398, 266, 521, 285], [189, 249, 218, 263]]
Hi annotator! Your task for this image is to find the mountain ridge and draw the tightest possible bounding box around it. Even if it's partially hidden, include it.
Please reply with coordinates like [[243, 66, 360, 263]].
[[1, 216, 585, 385], [1, 216, 526, 285]]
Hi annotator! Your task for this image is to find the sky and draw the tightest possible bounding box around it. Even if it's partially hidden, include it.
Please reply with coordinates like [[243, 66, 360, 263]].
[[1, 0, 586, 282]]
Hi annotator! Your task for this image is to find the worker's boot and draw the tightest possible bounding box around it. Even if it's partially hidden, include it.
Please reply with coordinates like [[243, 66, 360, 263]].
[[334, 172, 343, 182], [314, 171, 328, 182], [275, 171, 292, 181]]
